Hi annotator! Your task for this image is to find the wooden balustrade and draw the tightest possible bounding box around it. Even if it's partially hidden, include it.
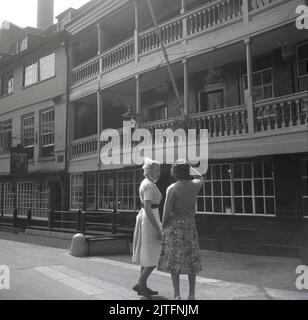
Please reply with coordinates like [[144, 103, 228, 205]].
[[72, 57, 100, 86], [71, 0, 286, 87], [139, 18, 183, 54], [248, 0, 282, 13], [71, 135, 98, 159], [187, 0, 243, 35], [254, 92, 308, 132], [101, 38, 134, 72]]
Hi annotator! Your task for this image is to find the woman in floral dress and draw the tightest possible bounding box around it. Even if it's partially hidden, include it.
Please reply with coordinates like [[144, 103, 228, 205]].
[[158, 160, 204, 300]]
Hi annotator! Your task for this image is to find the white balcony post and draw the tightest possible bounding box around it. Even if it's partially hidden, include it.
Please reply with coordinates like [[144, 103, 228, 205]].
[[245, 37, 254, 135], [134, 1, 139, 64], [183, 59, 189, 115], [97, 23, 104, 73], [97, 88, 103, 169], [136, 74, 140, 126], [242, 0, 249, 23], [181, 0, 188, 43]]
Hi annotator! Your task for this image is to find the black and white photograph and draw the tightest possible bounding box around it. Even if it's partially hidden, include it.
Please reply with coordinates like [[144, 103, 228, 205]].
[[0, 0, 308, 308]]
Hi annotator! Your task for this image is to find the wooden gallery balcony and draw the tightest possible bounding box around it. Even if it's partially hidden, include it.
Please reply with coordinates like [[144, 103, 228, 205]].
[[70, 91, 308, 160], [71, 0, 292, 88]]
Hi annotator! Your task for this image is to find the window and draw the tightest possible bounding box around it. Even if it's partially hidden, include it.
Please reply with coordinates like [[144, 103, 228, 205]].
[[70, 173, 84, 210], [297, 43, 308, 91], [297, 43, 308, 77], [1, 72, 14, 96], [40, 109, 55, 157], [86, 173, 96, 210], [0, 119, 12, 153], [3, 183, 14, 216], [199, 89, 224, 112], [116, 168, 143, 211], [17, 182, 49, 218], [301, 159, 308, 217], [18, 37, 28, 52], [197, 160, 276, 215], [149, 104, 167, 121], [40, 54, 55, 81], [24, 61, 38, 86], [244, 68, 273, 101], [98, 171, 115, 210], [22, 114, 34, 160], [23, 53, 55, 87]]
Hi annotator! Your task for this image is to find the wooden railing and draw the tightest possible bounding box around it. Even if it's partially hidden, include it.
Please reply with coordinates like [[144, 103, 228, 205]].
[[71, 134, 98, 159], [187, 0, 243, 36], [72, 56, 100, 86], [254, 91, 308, 132], [101, 38, 134, 72], [139, 17, 183, 54], [248, 0, 283, 13], [71, 0, 286, 87]]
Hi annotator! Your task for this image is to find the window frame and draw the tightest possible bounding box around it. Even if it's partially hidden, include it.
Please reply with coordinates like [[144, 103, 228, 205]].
[[0, 72, 14, 96], [21, 113, 35, 160], [39, 108, 55, 158], [23, 53, 55, 87], [301, 159, 308, 218], [0, 119, 12, 154], [243, 67, 274, 102], [198, 88, 225, 113], [70, 173, 84, 210], [296, 42, 308, 79], [148, 103, 168, 122], [197, 160, 276, 217]]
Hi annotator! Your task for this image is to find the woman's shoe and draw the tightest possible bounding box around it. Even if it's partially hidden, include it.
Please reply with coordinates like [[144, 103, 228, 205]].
[[174, 296, 181, 300], [132, 284, 152, 298], [187, 295, 195, 300], [146, 287, 158, 296]]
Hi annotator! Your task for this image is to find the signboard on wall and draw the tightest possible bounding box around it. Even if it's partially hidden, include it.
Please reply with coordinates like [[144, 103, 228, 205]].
[[10, 145, 28, 176]]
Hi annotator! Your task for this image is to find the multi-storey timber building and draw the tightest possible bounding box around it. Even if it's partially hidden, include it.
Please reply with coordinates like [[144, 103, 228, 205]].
[[64, 0, 308, 255], [0, 0, 69, 222]]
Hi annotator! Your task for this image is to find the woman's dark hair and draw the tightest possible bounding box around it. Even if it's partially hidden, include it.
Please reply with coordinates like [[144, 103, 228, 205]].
[[171, 162, 191, 180]]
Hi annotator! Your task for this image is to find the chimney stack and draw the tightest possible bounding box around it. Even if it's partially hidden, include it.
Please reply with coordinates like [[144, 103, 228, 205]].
[[37, 0, 54, 30]]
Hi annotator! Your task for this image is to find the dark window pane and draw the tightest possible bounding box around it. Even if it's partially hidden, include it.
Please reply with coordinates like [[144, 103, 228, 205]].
[[214, 198, 222, 213], [265, 180, 274, 196], [197, 197, 204, 212], [255, 198, 264, 214], [264, 86, 273, 99], [213, 182, 221, 196], [204, 182, 212, 196], [244, 198, 253, 214], [205, 198, 212, 212], [206, 167, 212, 180], [243, 181, 252, 195], [222, 165, 231, 180], [254, 162, 263, 178], [263, 70, 272, 84], [243, 163, 252, 178], [234, 181, 242, 196], [298, 43, 308, 60], [253, 72, 262, 86], [223, 198, 232, 214], [254, 180, 264, 196], [213, 165, 221, 180], [266, 198, 275, 215], [264, 161, 273, 178], [222, 181, 231, 196], [234, 198, 243, 213], [233, 163, 242, 179]]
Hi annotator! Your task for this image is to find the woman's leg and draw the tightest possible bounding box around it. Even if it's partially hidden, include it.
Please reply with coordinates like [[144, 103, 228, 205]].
[[138, 266, 156, 287], [188, 273, 196, 299], [171, 272, 180, 298]]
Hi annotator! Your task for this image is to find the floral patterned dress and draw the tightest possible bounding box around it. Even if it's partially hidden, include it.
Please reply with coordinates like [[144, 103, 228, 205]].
[[158, 179, 203, 274]]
